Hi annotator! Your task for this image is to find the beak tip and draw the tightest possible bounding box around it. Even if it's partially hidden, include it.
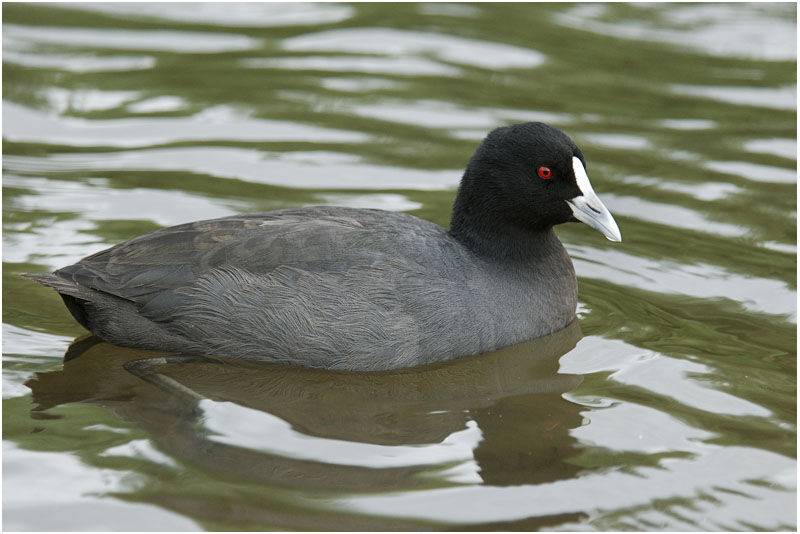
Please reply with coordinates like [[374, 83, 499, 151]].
[[567, 198, 622, 243], [605, 225, 622, 243]]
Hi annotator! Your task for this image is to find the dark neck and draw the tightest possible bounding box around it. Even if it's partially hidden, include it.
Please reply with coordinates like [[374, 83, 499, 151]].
[[449, 191, 561, 263]]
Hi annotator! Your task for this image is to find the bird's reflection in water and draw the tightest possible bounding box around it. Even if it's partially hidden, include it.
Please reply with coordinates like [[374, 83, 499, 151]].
[[27, 319, 588, 530]]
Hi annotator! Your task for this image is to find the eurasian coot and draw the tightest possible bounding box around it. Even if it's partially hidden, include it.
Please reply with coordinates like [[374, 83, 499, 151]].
[[25, 122, 621, 371]]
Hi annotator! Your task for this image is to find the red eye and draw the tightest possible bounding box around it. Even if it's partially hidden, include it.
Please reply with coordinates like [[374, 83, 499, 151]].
[[538, 166, 552, 179]]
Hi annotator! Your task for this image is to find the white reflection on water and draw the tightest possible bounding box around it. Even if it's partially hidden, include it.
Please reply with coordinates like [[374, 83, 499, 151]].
[[321, 76, 404, 92], [3, 23, 260, 53], [63, 2, 354, 27], [4, 215, 104, 270], [4, 175, 243, 228], [569, 401, 716, 451], [561, 337, 770, 417], [282, 27, 546, 70], [126, 95, 187, 114], [568, 244, 797, 320], [100, 439, 180, 469], [1, 324, 72, 362], [2, 443, 199, 531], [44, 88, 141, 113], [601, 193, 747, 238], [3, 175, 245, 267], [744, 138, 797, 160], [335, 445, 794, 528], [353, 100, 498, 129], [610, 356, 769, 416], [3, 148, 460, 190], [553, 3, 796, 61], [243, 55, 462, 77], [657, 118, 717, 130], [0, 324, 69, 399], [348, 99, 571, 131], [313, 193, 422, 212], [670, 84, 797, 111], [705, 160, 798, 184], [203, 400, 483, 474], [3, 101, 372, 147], [2, 376, 31, 400], [761, 241, 797, 255], [619, 174, 743, 202], [579, 132, 652, 151], [1, 50, 156, 72]]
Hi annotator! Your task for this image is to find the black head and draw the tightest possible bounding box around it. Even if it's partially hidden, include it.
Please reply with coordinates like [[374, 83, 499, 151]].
[[449, 122, 620, 256]]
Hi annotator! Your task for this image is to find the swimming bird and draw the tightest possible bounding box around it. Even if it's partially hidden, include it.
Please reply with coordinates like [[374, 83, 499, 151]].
[[24, 122, 621, 371]]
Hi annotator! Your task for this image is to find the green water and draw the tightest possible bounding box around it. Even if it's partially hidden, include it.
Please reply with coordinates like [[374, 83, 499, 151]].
[[3, 2, 796, 530]]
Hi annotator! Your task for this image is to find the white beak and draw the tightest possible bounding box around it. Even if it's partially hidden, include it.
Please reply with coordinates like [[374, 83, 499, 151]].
[[566, 157, 622, 242]]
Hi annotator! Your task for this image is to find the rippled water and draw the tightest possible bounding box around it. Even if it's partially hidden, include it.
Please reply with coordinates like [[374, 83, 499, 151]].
[[3, 2, 796, 531]]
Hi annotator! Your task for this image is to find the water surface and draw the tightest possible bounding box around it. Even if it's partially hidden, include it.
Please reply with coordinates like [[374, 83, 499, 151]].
[[3, 2, 796, 530]]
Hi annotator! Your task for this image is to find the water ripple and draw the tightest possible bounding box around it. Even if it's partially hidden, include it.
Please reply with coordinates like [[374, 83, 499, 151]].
[[4, 23, 261, 53], [336, 446, 795, 528], [204, 400, 483, 471], [553, 3, 796, 61], [670, 84, 796, 111], [64, 2, 354, 27], [2, 101, 371, 147], [282, 27, 547, 70], [569, 244, 796, 320], [3, 148, 459, 190]]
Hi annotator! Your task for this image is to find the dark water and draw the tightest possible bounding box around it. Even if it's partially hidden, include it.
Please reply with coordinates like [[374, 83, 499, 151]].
[[3, 2, 796, 530]]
